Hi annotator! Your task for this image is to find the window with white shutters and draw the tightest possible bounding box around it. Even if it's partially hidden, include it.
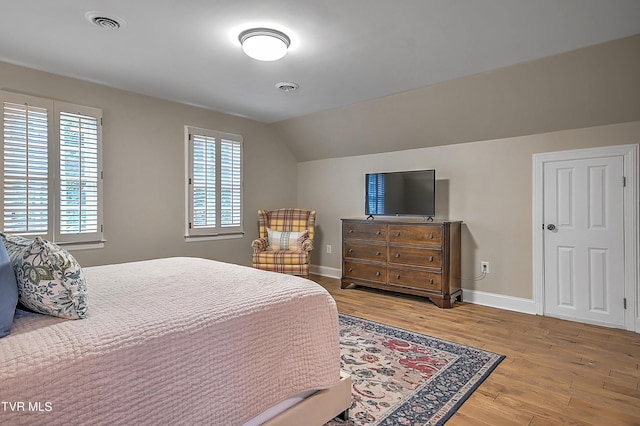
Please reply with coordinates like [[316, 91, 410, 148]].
[[55, 103, 102, 243], [1, 91, 103, 245], [2, 97, 51, 235], [186, 126, 243, 238]]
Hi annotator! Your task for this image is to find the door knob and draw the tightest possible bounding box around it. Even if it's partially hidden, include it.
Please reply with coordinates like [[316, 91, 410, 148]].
[[546, 224, 556, 231]]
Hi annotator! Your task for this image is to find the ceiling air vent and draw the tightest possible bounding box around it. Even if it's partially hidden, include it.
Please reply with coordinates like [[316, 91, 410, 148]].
[[275, 82, 299, 92], [86, 12, 126, 30]]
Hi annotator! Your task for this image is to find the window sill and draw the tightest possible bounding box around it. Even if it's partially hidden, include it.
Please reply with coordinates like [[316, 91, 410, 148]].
[[185, 233, 244, 242], [57, 241, 106, 251]]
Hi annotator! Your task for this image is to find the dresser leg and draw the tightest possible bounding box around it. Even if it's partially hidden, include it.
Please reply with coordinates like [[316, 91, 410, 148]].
[[340, 280, 352, 289], [430, 296, 451, 309], [429, 291, 461, 309]]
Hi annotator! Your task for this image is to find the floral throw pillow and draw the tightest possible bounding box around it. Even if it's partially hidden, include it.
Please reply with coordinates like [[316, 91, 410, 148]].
[[0, 233, 88, 319], [267, 228, 308, 251]]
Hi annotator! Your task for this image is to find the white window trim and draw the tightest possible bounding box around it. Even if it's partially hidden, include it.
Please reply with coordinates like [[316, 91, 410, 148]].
[[1, 90, 104, 245], [184, 125, 244, 239], [53, 101, 104, 244]]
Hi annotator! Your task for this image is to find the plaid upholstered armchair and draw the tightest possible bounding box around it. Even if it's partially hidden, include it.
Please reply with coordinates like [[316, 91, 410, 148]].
[[251, 208, 316, 279]]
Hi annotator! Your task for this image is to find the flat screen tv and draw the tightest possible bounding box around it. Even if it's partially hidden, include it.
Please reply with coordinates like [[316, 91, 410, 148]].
[[365, 169, 436, 217]]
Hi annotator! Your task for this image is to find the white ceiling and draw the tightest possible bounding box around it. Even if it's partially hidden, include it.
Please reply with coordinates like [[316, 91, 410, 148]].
[[1, 0, 640, 123]]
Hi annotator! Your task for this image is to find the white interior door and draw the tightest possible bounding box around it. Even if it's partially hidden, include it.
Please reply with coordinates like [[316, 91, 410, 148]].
[[542, 155, 625, 327]]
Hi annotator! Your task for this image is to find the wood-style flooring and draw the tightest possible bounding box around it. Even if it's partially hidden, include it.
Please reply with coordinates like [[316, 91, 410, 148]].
[[311, 275, 640, 425]]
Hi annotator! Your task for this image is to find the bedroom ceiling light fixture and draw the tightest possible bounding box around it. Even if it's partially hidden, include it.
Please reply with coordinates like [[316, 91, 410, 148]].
[[239, 28, 290, 61]]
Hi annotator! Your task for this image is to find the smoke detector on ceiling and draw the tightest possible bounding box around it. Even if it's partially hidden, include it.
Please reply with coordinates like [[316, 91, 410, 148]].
[[275, 82, 299, 92], [86, 11, 127, 30]]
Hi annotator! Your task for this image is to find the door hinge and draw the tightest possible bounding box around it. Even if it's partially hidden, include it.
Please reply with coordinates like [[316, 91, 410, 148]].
[[100, 224, 103, 232], [188, 222, 192, 229], [100, 117, 103, 126], [623, 176, 626, 187], [623, 298, 627, 309]]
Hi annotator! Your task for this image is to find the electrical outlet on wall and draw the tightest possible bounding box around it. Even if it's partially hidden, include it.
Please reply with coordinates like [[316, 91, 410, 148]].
[[326, 244, 332, 254], [481, 261, 490, 274]]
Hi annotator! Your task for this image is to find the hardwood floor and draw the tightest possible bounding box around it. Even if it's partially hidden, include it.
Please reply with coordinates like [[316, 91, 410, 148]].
[[311, 275, 640, 425]]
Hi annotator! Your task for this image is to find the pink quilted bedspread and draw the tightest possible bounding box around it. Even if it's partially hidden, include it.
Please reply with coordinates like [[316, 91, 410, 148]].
[[0, 257, 341, 425]]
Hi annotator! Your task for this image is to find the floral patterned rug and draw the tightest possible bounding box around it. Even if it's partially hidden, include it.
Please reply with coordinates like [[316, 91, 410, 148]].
[[327, 314, 505, 426]]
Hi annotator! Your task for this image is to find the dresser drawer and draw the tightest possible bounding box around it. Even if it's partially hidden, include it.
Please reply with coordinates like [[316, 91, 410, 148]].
[[389, 267, 442, 291], [389, 246, 442, 268], [343, 222, 387, 241], [344, 242, 386, 262], [343, 260, 386, 283], [388, 224, 442, 245]]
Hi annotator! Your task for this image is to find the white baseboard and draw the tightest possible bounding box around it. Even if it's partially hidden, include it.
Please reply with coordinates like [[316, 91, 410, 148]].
[[462, 289, 537, 315], [310, 264, 537, 315], [310, 264, 341, 279]]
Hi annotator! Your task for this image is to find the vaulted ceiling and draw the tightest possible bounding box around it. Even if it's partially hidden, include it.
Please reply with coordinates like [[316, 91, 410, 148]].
[[1, 0, 640, 125]]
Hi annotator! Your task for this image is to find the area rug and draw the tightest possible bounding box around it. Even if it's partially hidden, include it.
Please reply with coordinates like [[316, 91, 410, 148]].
[[327, 314, 505, 426]]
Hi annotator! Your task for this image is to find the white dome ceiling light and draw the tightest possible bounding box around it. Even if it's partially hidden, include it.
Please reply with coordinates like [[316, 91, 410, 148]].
[[239, 28, 290, 61]]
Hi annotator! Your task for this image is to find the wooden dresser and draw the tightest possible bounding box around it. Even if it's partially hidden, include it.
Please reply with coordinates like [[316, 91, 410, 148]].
[[341, 218, 462, 308]]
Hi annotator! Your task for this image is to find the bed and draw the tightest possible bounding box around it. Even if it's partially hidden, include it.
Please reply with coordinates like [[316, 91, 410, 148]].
[[0, 257, 351, 425]]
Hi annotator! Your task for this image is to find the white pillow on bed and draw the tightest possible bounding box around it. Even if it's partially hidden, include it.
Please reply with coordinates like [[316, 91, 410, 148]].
[[266, 228, 308, 251], [0, 233, 88, 320]]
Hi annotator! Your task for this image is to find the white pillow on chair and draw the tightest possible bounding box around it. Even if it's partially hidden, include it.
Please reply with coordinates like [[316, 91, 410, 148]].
[[267, 228, 308, 251]]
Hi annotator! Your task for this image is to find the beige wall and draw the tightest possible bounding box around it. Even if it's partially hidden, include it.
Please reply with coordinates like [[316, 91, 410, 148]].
[[0, 61, 299, 267], [275, 34, 640, 162], [299, 121, 640, 300]]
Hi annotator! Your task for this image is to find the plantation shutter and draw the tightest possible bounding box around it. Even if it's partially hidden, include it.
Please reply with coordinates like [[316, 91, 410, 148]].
[[1, 94, 53, 236], [220, 137, 242, 228], [191, 133, 217, 230], [187, 127, 243, 237], [1, 91, 103, 245], [55, 102, 103, 243]]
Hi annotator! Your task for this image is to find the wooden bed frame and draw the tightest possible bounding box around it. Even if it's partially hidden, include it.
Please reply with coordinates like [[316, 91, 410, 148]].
[[265, 372, 352, 425]]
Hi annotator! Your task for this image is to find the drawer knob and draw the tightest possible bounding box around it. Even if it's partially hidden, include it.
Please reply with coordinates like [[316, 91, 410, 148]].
[[375, 271, 381, 276], [395, 232, 400, 237], [428, 256, 434, 262], [348, 248, 353, 253], [348, 229, 354, 233], [395, 253, 400, 258], [375, 251, 381, 256], [429, 233, 434, 239], [428, 279, 434, 284], [376, 231, 381, 235], [395, 274, 401, 279], [348, 268, 353, 272]]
